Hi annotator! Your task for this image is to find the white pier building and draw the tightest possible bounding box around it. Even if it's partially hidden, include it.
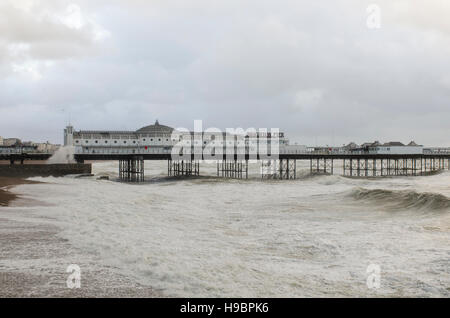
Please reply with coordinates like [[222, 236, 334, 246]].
[[65, 120, 308, 156]]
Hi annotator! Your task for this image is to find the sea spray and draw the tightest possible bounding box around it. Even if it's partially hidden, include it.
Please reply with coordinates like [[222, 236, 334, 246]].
[[47, 146, 76, 164]]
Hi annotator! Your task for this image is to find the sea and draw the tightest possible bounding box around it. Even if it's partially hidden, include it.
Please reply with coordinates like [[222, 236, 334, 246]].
[[6, 160, 450, 297]]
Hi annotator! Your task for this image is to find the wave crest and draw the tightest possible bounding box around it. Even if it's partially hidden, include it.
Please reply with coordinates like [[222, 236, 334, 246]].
[[349, 188, 450, 211]]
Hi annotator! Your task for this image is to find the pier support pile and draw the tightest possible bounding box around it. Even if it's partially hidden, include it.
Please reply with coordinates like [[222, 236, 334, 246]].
[[217, 160, 248, 179], [432, 158, 450, 171], [119, 157, 144, 182], [168, 160, 200, 177], [342, 157, 447, 177], [310, 158, 334, 175], [261, 159, 296, 180]]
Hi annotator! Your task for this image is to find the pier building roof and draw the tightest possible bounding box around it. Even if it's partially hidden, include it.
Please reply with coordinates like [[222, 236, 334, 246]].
[[136, 120, 174, 134]]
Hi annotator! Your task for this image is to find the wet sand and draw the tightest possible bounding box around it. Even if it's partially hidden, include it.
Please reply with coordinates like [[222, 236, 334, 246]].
[[0, 177, 39, 206], [0, 178, 161, 297]]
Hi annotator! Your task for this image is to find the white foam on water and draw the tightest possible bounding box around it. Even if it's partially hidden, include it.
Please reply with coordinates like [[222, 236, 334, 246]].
[[47, 146, 76, 164], [8, 161, 450, 297]]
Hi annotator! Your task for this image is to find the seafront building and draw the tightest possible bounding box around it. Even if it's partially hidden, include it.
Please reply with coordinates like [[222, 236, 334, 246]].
[[0, 136, 60, 154], [2, 138, 21, 147], [34, 142, 60, 153]]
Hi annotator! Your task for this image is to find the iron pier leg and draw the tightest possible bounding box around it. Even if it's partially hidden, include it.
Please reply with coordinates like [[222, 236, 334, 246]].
[[350, 159, 353, 177]]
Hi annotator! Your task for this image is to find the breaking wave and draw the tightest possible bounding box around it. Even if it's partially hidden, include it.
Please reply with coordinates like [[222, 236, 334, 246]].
[[47, 146, 75, 164], [349, 188, 450, 212]]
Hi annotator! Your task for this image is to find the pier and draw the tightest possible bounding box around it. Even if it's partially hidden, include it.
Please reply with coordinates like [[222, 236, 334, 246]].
[[1, 145, 449, 182], [1, 149, 449, 181], [2, 121, 449, 181], [72, 152, 449, 181]]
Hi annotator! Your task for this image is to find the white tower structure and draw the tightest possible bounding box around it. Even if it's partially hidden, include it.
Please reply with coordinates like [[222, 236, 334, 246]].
[[64, 125, 74, 146]]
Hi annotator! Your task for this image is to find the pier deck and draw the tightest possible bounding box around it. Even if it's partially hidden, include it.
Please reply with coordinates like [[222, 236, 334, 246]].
[[1, 152, 448, 181]]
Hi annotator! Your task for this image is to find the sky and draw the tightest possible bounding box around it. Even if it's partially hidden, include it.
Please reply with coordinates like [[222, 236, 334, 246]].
[[0, 0, 449, 146]]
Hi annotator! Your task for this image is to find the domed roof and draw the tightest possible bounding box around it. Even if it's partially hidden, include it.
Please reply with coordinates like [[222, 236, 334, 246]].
[[136, 120, 174, 134]]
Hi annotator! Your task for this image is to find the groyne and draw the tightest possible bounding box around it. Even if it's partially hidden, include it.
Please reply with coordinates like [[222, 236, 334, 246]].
[[0, 164, 92, 178]]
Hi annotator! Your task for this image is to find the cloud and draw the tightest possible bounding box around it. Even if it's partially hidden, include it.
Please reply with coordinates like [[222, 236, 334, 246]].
[[385, 0, 450, 36], [291, 89, 324, 112], [0, 0, 110, 78], [0, 0, 449, 146]]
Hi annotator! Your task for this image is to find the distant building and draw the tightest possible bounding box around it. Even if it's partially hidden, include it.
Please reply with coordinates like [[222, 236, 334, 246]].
[[344, 142, 359, 150], [3, 138, 21, 147], [282, 144, 308, 154], [0, 136, 3, 146], [33, 142, 60, 153], [361, 141, 381, 149], [343, 140, 424, 155], [424, 147, 450, 154], [367, 141, 423, 154]]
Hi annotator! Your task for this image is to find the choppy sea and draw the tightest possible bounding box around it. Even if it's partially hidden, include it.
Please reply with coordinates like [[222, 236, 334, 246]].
[[7, 161, 450, 297]]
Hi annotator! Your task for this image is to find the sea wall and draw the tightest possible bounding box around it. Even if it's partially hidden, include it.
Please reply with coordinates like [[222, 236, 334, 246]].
[[0, 164, 92, 178]]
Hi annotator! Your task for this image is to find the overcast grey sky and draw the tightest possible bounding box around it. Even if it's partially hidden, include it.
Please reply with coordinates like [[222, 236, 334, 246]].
[[0, 0, 449, 146]]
